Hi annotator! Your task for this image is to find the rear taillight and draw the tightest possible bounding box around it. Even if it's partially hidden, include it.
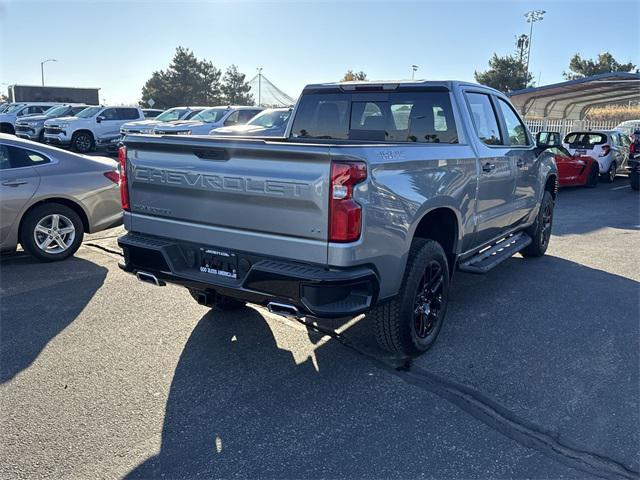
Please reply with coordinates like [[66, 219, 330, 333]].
[[599, 145, 611, 157], [103, 171, 120, 184], [118, 145, 130, 211], [329, 161, 367, 242]]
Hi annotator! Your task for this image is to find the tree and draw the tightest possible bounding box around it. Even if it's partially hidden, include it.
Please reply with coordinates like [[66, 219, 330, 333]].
[[341, 70, 367, 81], [563, 52, 636, 80], [0, 93, 7, 103], [140, 47, 222, 108], [474, 53, 533, 93], [221, 65, 253, 105]]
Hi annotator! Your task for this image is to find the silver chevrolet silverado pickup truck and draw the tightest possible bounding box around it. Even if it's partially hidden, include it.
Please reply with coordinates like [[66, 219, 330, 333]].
[[117, 80, 558, 356]]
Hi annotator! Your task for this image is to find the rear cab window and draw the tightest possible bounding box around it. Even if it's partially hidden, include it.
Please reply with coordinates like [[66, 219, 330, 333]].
[[290, 90, 459, 144]]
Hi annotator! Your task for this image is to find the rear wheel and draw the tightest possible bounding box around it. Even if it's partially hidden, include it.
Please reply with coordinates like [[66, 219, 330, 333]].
[[521, 190, 554, 258], [585, 162, 599, 188], [601, 161, 616, 183], [631, 172, 639, 191], [20, 203, 84, 262], [188, 289, 246, 311], [71, 131, 94, 153], [369, 239, 449, 357]]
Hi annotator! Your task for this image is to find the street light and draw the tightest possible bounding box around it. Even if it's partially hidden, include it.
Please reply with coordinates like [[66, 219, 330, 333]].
[[523, 9, 545, 83], [40, 58, 57, 86], [411, 65, 418, 80]]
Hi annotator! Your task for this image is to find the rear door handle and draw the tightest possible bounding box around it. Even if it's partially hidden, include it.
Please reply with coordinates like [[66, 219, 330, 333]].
[[482, 162, 496, 173], [2, 180, 28, 187]]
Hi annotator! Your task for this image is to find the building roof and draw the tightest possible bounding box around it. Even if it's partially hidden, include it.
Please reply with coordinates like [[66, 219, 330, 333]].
[[507, 72, 640, 120]]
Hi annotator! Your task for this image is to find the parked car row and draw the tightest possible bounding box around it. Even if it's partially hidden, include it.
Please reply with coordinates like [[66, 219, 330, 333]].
[[537, 128, 634, 188]]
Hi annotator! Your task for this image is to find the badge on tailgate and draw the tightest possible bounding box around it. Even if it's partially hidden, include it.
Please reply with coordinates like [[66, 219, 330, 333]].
[[199, 248, 238, 279]]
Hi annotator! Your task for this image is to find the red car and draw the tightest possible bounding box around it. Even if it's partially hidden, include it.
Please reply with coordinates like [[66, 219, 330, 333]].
[[551, 146, 600, 188], [536, 132, 599, 188]]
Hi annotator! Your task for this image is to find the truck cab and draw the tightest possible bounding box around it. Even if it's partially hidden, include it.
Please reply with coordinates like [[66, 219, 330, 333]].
[[0, 102, 58, 134]]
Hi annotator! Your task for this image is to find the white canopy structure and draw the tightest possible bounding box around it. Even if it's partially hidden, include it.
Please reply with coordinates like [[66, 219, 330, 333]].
[[247, 73, 296, 108]]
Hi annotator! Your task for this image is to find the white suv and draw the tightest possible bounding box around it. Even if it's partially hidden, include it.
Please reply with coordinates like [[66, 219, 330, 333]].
[[563, 130, 629, 183], [0, 102, 58, 134], [44, 106, 144, 153]]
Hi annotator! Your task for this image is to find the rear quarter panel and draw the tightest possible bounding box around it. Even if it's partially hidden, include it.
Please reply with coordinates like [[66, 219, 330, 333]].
[[329, 143, 479, 299]]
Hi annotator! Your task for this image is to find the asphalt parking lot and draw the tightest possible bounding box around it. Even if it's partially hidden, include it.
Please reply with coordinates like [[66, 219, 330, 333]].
[[1, 178, 638, 479]]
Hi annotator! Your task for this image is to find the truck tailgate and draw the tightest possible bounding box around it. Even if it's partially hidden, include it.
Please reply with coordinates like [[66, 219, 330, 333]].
[[124, 136, 331, 263]]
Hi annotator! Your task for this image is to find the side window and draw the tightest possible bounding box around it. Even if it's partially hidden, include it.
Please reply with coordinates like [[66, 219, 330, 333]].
[[224, 111, 240, 125], [465, 92, 503, 145], [1, 145, 51, 169], [497, 97, 530, 146], [237, 110, 258, 124], [118, 108, 140, 120], [100, 108, 118, 120]]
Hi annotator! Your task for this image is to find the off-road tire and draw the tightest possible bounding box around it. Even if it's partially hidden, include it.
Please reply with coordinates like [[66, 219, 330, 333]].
[[189, 289, 246, 311], [585, 162, 599, 188], [521, 191, 554, 258], [630, 172, 639, 191], [20, 203, 84, 262], [369, 238, 449, 357], [71, 131, 94, 153]]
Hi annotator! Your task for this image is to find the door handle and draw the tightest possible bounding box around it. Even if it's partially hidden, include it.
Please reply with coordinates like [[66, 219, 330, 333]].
[[516, 158, 525, 168], [482, 162, 496, 173], [2, 180, 28, 187]]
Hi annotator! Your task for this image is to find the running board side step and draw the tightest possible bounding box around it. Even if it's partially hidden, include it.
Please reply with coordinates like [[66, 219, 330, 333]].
[[458, 233, 532, 274]]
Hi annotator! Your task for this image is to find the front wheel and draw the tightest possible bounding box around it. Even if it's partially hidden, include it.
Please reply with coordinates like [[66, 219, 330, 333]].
[[369, 239, 449, 357], [601, 161, 616, 183], [521, 190, 554, 258], [71, 131, 94, 153], [20, 203, 84, 262]]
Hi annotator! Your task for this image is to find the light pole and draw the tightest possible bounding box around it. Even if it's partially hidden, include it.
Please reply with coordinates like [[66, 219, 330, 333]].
[[411, 65, 418, 80], [256, 67, 263, 107], [40, 58, 57, 86], [523, 10, 545, 84]]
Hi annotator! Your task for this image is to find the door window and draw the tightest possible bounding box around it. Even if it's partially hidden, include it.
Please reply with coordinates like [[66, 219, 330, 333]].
[[237, 110, 260, 124], [118, 108, 140, 120], [496, 98, 530, 146], [464, 92, 502, 145], [0, 144, 51, 169], [100, 108, 119, 120], [224, 111, 240, 126]]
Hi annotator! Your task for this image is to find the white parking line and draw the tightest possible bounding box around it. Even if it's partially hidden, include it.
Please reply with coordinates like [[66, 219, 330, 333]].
[[611, 185, 631, 190]]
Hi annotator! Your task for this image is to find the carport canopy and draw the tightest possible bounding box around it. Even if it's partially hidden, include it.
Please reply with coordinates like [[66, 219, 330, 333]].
[[507, 72, 640, 120]]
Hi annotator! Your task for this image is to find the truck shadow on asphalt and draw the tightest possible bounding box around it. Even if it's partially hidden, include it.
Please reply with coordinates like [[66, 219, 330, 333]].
[[127, 254, 639, 479], [0, 254, 107, 384]]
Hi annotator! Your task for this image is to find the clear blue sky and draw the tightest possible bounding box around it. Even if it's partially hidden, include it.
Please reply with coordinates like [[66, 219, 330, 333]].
[[1, 0, 638, 105]]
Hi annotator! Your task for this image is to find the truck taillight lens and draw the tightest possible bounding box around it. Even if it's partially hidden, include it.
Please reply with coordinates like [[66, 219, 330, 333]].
[[118, 145, 130, 211], [599, 145, 611, 157], [329, 161, 367, 242]]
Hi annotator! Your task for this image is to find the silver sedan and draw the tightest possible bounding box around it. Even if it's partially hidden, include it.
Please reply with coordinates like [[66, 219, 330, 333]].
[[0, 134, 122, 261]]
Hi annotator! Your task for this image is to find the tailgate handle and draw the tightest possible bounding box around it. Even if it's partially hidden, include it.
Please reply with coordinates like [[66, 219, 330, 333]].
[[193, 148, 229, 161]]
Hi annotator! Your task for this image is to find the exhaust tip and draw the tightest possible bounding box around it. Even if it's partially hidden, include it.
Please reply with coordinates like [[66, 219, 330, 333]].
[[136, 271, 165, 287], [267, 302, 301, 318]]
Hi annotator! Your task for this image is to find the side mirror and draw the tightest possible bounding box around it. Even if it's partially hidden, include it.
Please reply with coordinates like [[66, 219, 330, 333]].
[[96, 116, 105, 123], [535, 131, 561, 149]]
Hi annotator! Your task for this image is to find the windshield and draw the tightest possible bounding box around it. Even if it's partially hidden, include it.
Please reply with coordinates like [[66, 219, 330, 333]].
[[0, 104, 11, 113], [155, 108, 188, 122], [191, 108, 228, 123], [75, 106, 102, 118], [248, 109, 291, 128], [184, 109, 204, 120], [45, 106, 70, 117], [4, 104, 25, 114]]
